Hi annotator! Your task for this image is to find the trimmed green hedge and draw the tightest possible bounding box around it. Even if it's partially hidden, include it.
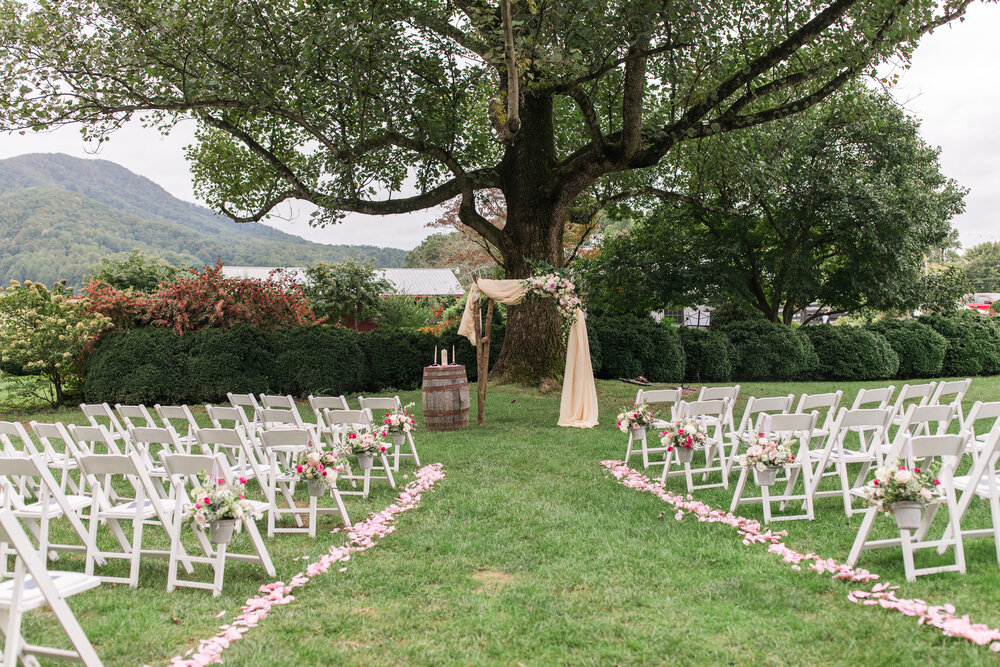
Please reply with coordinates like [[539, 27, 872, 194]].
[[589, 314, 684, 382], [919, 311, 1000, 377], [800, 325, 899, 381], [720, 320, 818, 381], [679, 327, 734, 382], [84, 324, 506, 403], [867, 320, 946, 379]]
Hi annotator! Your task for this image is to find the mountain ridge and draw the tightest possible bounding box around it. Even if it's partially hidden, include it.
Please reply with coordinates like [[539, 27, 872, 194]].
[[0, 153, 407, 287]]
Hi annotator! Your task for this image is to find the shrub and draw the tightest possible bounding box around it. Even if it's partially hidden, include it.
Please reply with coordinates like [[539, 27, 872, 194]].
[[720, 320, 817, 381], [182, 327, 275, 403], [867, 320, 947, 378], [271, 325, 366, 396], [0, 280, 111, 406], [919, 311, 1000, 377], [589, 314, 684, 382], [679, 327, 734, 382], [359, 329, 438, 391], [800, 325, 899, 381], [84, 328, 187, 404]]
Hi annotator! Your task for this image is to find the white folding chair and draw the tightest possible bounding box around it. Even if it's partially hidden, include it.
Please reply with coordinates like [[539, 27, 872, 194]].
[[324, 409, 395, 497], [206, 404, 256, 437], [697, 385, 740, 432], [28, 422, 84, 494], [963, 401, 1000, 465], [259, 407, 311, 434], [308, 395, 352, 449], [79, 403, 129, 446], [258, 429, 350, 538], [113, 404, 158, 432], [936, 425, 1000, 565], [729, 412, 818, 524], [227, 393, 263, 427], [928, 378, 972, 429], [0, 511, 103, 667], [637, 389, 683, 423], [0, 421, 41, 457], [624, 390, 683, 469], [162, 453, 275, 597], [805, 408, 892, 517], [723, 394, 794, 478], [195, 427, 274, 498], [126, 426, 187, 497], [357, 395, 421, 471], [846, 432, 969, 581], [65, 424, 123, 457], [78, 452, 191, 588], [659, 399, 730, 492], [888, 382, 938, 429], [886, 404, 957, 457], [259, 394, 297, 411], [154, 404, 204, 454], [0, 455, 95, 573], [793, 390, 843, 441]]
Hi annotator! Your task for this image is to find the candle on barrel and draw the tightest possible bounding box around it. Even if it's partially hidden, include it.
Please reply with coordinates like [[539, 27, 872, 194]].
[[452, 345, 455, 365], [441, 349, 448, 366], [434, 345, 438, 366]]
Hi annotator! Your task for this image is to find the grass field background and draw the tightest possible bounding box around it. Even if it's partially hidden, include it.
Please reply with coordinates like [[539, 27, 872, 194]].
[[3, 376, 1000, 665]]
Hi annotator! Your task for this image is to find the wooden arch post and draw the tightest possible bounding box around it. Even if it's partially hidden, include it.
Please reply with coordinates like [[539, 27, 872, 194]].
[[472, 279, 495, 426]]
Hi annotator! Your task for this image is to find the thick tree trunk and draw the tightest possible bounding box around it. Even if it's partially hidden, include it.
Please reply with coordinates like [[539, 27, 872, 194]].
[[490, 92, 568, 384]]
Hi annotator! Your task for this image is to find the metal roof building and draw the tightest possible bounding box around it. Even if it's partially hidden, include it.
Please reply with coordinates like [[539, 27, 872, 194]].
[[220, 266, 464, 297]]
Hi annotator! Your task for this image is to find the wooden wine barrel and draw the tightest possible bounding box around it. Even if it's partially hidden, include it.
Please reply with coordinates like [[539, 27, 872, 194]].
[[422, 365, 470, 431]]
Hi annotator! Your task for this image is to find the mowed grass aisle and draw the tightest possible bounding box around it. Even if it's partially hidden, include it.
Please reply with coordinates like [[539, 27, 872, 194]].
[[11, 377, 1000, 665]]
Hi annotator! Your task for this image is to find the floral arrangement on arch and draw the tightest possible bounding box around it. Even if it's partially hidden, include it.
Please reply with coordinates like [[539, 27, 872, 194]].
[[294, 443, 343, 486], [739, 435, 796, 471], [659, 419, 708, 452], [617, 403, 655, 432], [860, 459, 942, 512], [347, 428, 390, 456], [382, 404, 417, 436], [521, 272, 582, 332], [183, 471, 260, 527]]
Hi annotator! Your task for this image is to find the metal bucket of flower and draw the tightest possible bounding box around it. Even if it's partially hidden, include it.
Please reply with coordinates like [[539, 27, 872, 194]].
[[348, 429, 389, 470], [860, 459, 942, 531], [617, 403, 655, 442], [295, 443, 342, 496], [183, 472, 256, 545], [738, 435, 796, 487], [659, 419, 708, 464]]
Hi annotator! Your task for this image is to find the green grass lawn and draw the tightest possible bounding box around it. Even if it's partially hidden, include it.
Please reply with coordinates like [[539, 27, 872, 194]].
[[6, 377, 1000, 665]]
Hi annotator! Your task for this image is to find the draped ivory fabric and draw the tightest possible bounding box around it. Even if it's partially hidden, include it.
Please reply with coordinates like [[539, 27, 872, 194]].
[[458, 278, 599, 428]]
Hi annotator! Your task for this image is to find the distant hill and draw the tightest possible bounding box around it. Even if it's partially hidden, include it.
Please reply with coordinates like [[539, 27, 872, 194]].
[[0, 153, 407, 287]]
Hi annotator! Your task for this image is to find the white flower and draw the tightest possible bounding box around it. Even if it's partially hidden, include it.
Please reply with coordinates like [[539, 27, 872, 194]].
[[919, 488, 933, 502], [895, 469, 913, 485]]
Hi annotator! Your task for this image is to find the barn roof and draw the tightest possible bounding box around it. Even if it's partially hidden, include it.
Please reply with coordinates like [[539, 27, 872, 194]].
[[219, 266, 464, 297]]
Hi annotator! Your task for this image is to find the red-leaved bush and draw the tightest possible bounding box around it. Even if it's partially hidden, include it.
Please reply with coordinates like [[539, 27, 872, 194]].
[[85, 262, 322, 334]]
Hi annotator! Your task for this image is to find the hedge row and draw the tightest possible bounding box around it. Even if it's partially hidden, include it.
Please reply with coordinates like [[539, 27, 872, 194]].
[[84, 324, 504, 404]]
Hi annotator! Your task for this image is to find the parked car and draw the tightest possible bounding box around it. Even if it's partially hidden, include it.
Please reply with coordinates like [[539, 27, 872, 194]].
[[963, 293, 1000, 313]]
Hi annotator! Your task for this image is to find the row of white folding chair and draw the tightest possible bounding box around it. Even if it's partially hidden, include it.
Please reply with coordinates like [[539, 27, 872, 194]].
[[658, 399, 731, 492], [0, 510, 103, 666]]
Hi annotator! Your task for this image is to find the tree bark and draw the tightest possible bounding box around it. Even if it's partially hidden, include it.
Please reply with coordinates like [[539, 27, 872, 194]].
[[490, 92, 568, 384]]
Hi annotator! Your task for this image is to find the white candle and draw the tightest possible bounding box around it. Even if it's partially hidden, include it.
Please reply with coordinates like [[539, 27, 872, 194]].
[[442, 350, 448, 366], [434, 345, 438, 365]]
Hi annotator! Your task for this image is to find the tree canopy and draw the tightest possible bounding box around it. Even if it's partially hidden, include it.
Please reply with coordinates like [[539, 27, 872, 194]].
[[961, 242, 1000, 293], [583, 89, 966, 323], [0, 0, 977, 379]]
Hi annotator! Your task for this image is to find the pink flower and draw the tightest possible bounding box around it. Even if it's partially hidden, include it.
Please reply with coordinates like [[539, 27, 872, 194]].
[[217, 478, 224, 485], [873, 479, 879, 486], [239, 477, 247, 485], [203, 497, 211, 504], [933, 479, 941, 486], [296, 465, 303, 473], [322, 470, 328, 477], [195, 503, 201, 509], [348, 433, 357, 439]]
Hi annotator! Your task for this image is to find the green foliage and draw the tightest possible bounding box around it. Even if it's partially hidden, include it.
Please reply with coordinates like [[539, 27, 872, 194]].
[[303, 260, 392, 325], [84, 327, 187, 404], [678, 327, 734, 382], [589, 315, 684, 383], [183, 327, 275, 402], [918, 311, 1000, 377], [799, 325, 899, 381], [0, 155, 406, 288], [918, 265, 972, 314], [961, 242, 1000, 294], [587, 89, 965, 324], [0, 279, 111, 405], [272, 326, 366, 397], [87, 248, 182, 292], [358, 330, 438, 391], [720, 320, 818, 381], [866, 320, 946, 379], [376, 296, 433, 330]]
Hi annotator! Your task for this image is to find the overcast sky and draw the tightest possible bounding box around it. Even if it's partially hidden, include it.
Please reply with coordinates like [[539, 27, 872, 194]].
[[1, 2, 997, 251]]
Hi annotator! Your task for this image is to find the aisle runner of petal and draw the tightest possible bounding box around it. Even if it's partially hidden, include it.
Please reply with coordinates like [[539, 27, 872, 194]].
[[601, 460, 1000, 652], [170, 463, 446, 667]]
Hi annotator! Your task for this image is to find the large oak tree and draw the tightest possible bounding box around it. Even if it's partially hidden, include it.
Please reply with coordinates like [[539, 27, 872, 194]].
[[0, 0, 977, 380]]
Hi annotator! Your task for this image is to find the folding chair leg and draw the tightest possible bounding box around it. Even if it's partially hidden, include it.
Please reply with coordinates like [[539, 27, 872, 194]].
[[837, 462, 853, 517], [333, 490, 351, 528], [901, 530, 917, 582], [380, 454, 396, 488], [847, 507, 880, 567], [761, 484, 772, 524], [212, 543, 227, 597], [408, 434, 421, 467], [729, 468, 748, 513], [309, 496, 317, 539], [129, 517, 143, 588], [3, 567, 27, 667], [624, 433, 634, 466]]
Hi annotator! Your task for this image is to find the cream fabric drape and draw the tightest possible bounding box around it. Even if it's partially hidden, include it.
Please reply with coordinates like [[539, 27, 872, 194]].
[[458, 278, 599, 428]]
